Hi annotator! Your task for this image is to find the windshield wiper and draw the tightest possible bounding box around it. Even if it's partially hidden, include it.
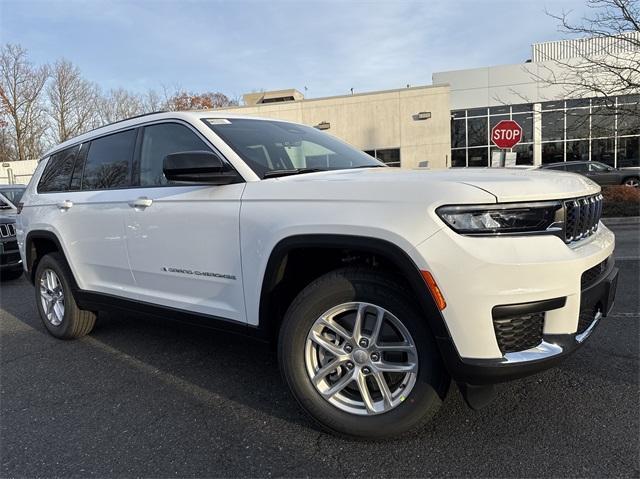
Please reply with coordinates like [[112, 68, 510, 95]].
[[263, 168, 327, 179], [352, 164, 386, 169]]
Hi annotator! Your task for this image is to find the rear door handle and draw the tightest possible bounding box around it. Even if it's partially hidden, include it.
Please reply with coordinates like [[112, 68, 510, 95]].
[[129, 197, 153, 209], [57, 200, 73, 210]]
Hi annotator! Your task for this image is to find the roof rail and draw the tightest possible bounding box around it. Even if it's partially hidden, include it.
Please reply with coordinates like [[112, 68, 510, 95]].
[[87, 110, 169, 134]]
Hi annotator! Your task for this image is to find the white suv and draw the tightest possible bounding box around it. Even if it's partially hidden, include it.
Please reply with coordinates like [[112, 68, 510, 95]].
[[16, 112, 618, 438]]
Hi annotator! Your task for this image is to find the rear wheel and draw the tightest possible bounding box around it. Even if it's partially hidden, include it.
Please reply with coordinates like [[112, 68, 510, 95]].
[[34, 252, 96, 339], [278, 267, 449, 439]]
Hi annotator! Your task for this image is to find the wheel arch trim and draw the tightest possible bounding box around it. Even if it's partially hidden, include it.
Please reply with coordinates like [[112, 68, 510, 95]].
[[258, 234, 450, 341], [24, 230, 80, 288]]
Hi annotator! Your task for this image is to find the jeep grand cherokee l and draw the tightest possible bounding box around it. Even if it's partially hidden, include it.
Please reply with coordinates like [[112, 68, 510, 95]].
[[16, 112, 618, 438]]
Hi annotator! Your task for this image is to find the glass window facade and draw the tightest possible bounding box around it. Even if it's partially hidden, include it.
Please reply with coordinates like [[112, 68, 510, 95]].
[[450, 103, 534, 167], [540, 94, 639, 166], [451, 95, 639, 168], [364, 148, 400, 167]]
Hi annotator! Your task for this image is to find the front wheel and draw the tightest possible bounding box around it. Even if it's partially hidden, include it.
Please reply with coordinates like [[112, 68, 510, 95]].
[[623, 177, 639, 188], [278, 267, 449, 439]]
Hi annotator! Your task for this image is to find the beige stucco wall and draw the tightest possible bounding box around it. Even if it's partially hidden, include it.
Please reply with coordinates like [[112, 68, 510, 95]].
[[218, 85, 452, 169], [1, 160, 39, 185]]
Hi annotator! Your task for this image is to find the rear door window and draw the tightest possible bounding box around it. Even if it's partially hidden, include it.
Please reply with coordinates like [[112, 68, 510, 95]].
[[82, 129, 136, 190], [38, 145, 80, 193]]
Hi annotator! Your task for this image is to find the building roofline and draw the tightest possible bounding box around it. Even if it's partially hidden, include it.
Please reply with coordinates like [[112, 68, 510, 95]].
[[531, 31, 638, 47], [219, 83, 449, 110]]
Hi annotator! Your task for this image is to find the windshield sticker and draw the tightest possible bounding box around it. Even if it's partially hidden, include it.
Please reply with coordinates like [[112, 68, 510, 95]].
[[205, 118, 232, 125]]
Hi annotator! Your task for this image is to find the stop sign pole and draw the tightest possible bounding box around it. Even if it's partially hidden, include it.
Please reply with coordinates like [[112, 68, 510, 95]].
[[491, 120, 523, 167]]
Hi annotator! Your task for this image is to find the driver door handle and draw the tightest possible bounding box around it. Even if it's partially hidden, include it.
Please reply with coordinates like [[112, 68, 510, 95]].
[[57, 200, 73, 210], [129, 197, 153, 209]]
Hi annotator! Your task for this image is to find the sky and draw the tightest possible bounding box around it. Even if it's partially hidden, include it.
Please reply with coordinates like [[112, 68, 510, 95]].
[[1, 0, 591, 100]]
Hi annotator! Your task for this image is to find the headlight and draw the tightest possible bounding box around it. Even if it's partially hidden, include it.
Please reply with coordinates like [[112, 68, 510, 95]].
[[436, 202, 563, 235]]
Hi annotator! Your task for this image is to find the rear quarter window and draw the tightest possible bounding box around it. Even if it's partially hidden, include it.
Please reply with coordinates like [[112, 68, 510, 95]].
[[37, 145, 80, 193]]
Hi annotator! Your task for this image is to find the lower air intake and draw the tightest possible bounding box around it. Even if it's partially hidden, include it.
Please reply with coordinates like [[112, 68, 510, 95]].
[[493, 312, 544, 354]]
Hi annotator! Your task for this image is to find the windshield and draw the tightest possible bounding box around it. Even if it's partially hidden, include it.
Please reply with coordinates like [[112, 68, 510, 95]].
[[203, 118, 383, 178], [0, 187, 24, 207]]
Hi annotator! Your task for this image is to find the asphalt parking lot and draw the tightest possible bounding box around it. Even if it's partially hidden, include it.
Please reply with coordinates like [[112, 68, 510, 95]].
[[1, 223, 638, 478]]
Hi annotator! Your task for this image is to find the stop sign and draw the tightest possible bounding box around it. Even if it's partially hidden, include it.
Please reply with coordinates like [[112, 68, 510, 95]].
[[491, 120, 523, 149]]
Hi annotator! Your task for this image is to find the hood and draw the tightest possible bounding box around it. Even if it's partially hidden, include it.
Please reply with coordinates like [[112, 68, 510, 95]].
[[274, 167, 600, 202]]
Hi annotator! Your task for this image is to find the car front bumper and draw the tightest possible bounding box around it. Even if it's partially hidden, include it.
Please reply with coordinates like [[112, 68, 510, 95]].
[[437, 261, 618, 384], [1, 242, 22, 273], [413, 222, 617, 385]]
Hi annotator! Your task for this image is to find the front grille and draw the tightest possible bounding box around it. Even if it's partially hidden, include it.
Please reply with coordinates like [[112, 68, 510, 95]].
[[0, 250, 20, 265], [581, 259, 609, 290], [493, 312, 544, 354], [1, 239, 18, 252], [564, 194, 603, 243], [0, 223, 16, 238]]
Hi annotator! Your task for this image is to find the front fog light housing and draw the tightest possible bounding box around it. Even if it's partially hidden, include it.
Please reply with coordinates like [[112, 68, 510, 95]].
[[436, 202, 563, 235]]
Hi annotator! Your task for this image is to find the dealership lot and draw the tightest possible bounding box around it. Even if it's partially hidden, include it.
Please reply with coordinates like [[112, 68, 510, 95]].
[[1, 223, 638, 478]]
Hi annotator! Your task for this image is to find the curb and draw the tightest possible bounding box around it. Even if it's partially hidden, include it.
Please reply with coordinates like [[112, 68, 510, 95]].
[[602, 216, 640, 226]]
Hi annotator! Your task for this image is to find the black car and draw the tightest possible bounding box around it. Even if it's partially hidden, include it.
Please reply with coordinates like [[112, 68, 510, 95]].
[[0, 213, 21, 281], [0, 186, 26, 280], [540, 161, 639, 187]]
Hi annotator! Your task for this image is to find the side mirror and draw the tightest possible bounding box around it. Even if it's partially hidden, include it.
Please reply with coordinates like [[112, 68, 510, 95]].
[[163, 150, 239, 185]]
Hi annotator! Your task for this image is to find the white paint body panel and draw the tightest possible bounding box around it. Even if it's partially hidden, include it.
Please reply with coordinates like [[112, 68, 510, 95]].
[[416, 224, 614, 359], [123, 184, 246, 321], [17, 112, 615, 362], [19, 188, 135, 296]]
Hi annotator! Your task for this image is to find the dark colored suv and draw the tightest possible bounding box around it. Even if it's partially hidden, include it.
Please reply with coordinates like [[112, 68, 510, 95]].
[[540, 161, 639, 187], [0, 188, 23, 280]]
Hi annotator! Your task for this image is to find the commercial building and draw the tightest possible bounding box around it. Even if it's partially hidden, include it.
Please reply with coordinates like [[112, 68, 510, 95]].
[[220, 85, 452, 169], [1, 160, 39, 185], [434, 34, 639, 169], [221, 34, 639, 170]]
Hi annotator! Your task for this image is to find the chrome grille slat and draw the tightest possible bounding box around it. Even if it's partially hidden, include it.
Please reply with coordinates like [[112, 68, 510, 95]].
[[0, 223, 16, 238], [564, 194, 603, 244]]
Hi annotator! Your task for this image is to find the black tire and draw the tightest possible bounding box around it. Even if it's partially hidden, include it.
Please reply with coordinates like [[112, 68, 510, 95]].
[[622, 176, 639, 188], [0, 269, 23, 281], [34, 252, 96, 339], [278, 267, 450, 439]]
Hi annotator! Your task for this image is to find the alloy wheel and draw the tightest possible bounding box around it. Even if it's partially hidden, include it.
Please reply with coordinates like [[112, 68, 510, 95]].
[[304, 302, 418, 415], [624, 177, 639, 188], [39, 268, 65, 326]]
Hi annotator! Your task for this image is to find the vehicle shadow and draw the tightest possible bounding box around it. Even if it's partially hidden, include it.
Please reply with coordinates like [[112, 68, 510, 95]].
[[2, 271, 638, 448]]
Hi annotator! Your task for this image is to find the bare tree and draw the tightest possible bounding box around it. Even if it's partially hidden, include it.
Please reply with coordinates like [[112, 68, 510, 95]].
[[0, 118, 14, 161], [47, 59, 100, 143], [165, 90, 238, 111], [141, 89, 165, 113], [540, 0, 639, 110], [96, 88, 144, 125], [0, 44, 49, 161]]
